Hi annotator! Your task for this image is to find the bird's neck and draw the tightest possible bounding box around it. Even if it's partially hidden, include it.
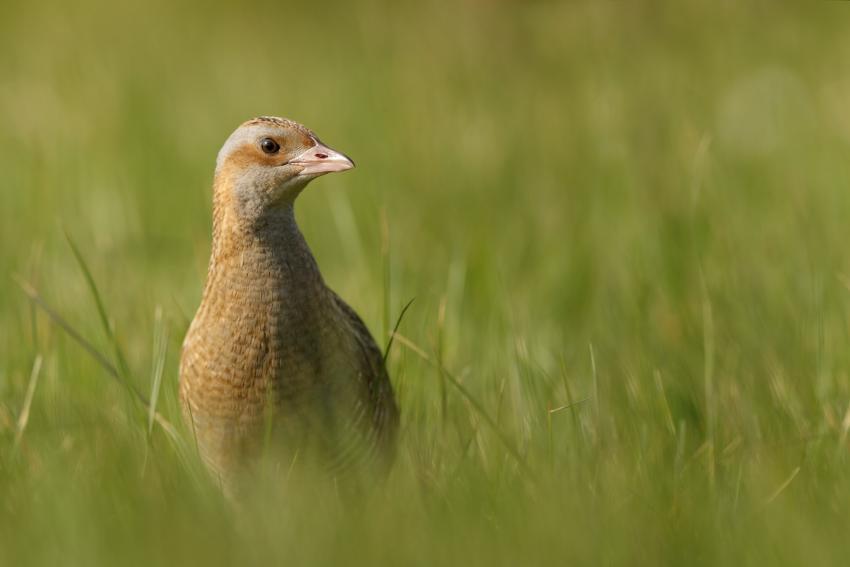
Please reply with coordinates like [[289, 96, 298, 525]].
[[203, 200, 326, 306]]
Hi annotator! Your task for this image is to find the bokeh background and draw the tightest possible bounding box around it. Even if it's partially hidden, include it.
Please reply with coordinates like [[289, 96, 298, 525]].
[[3, 1, 850, 564]]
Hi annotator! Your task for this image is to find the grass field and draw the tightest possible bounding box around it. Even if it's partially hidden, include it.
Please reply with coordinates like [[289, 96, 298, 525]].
[[3, 1, 850, 564]]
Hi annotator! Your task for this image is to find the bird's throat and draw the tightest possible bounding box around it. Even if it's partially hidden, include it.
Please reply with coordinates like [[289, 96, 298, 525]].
[[202, 202, 329, 322]]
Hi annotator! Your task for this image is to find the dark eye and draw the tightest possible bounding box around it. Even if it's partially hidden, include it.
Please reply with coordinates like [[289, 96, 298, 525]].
[[260, 138, 280, 154]]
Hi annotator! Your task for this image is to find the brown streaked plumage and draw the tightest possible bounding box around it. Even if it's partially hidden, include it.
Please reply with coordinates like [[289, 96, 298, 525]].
[[179, 116, 398, 487]]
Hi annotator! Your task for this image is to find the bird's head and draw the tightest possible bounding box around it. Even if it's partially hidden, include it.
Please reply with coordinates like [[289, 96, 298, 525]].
[[213, 116, 354, 219]]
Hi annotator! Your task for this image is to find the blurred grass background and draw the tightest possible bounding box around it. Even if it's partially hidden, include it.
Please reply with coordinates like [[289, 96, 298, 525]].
[[3, 0, 850, 564]]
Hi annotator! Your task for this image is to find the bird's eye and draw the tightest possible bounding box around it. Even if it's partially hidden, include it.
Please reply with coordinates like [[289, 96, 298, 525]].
[[260, 138, 280, 154]]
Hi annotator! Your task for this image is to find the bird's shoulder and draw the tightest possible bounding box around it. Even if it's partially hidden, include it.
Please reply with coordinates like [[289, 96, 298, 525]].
[[326, 287, 398, 415], [325, 288, 399, 468], [327, 289, 384, 365]]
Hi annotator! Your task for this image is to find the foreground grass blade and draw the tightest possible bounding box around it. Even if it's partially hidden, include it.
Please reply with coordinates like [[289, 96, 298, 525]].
[[381, 208, 391, 347], [441, 367, 534, 478], [392, 331, 533, 478], [383, 297, 415, 362], [148, 307, 168, 437], [63, 230, 134, 384], [13, 276, 184, 450], [14, 276, 131, 392], [12, 354, 43, 454]]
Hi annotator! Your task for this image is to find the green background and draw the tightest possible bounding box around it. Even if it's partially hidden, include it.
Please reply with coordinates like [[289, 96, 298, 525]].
[[3, 1, 850, 565]]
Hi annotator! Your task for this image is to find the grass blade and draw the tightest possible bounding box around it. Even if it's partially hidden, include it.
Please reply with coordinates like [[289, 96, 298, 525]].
[[383, 297, 415, 362], [764, 466, 801, 506], [15, 276, 126, 389], [148, 306, 168, 437], [441, 368, 534, 478], [13, 276, 185, 451], [391, 331, 533, 478], [63, 229, 133, 384], [12, 354, 43, 454]]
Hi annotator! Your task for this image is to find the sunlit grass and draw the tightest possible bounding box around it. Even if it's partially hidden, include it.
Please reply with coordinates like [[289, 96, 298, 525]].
[[3, 1, 850, 565]]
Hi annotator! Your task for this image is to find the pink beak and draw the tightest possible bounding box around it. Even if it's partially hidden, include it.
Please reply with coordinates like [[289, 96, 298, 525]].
[[289, 140, 355, 177]]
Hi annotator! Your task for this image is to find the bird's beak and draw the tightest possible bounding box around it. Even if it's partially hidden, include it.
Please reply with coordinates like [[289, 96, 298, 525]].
[[289, 140, 355, 177]]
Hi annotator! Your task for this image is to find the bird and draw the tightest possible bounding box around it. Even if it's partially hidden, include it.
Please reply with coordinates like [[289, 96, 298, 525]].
[[179, 116, 399, 488]]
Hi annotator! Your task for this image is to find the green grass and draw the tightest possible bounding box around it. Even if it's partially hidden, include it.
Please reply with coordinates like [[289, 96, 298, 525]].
[[3, 1, 850, 564]]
